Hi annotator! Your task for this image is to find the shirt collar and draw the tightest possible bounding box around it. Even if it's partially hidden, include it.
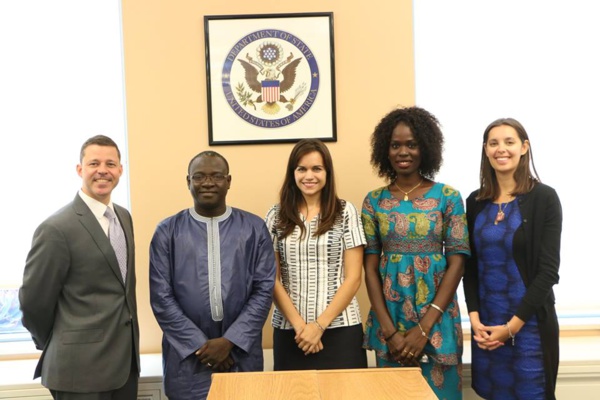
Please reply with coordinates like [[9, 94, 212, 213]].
[[78, 190, 114, 220], [189, 206, 232, 223]]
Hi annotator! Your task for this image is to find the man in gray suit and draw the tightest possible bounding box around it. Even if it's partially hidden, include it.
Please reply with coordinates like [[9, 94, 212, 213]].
[[19, 135, 139, 400]]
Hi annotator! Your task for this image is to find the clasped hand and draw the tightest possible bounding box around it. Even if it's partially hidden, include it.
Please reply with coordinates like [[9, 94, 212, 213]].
[[388, 326, 427, 365], [195, 337, 235, 371], [471, 322, 508, 351], [295, 322, 324, 355]]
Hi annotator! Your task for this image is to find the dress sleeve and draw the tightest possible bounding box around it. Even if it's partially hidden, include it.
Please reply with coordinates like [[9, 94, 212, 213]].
[[361, 190, 382, 255], [342, 201, 367, 250], [149, 221, 209, 361], [223, 222, 276, 353], [442, 186, 471, 257]]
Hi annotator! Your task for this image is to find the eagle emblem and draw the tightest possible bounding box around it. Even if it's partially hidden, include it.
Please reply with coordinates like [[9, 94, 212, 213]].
[[236, 42, 306, 115], [221, 29, 321, 129]]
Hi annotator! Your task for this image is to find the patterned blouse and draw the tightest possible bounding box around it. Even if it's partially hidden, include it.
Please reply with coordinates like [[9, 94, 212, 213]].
[[265, 200, 366, 330]]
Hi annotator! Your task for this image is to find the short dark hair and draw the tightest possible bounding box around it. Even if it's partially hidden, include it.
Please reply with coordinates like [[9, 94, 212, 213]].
[[277, 139, 342, 239], [187, 151, 230, 175], [80, 135, 121, 162], [370, 106, 444, 181], [477, 117, 540, 200]]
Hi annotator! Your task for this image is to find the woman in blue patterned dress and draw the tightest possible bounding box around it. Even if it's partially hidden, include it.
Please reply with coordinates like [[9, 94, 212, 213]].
[[362, 106, 470, 399], [463, 118, 561, 400]]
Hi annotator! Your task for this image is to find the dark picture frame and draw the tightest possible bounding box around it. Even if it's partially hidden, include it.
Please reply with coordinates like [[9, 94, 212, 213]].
[[204, 12, 337, 145]]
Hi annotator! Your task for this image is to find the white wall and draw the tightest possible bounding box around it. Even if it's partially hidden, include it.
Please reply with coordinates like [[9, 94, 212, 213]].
[[414, 0, 600, 323]]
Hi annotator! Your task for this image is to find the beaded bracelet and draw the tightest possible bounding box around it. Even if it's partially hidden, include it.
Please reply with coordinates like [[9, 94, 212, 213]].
[[385, 329, 400, 341], [313, 320, 325, 332], [505, 322, 515, 345], [417, 322, 429, 338]]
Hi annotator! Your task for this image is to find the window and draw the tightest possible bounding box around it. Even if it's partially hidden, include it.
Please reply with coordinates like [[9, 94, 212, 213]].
[[0, 0, 129, 351], [414, 0, 600, 326]]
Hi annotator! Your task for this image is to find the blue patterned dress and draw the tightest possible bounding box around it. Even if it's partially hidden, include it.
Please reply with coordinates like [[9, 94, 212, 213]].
[[362, 183, 470, 400], [471, 200, 545, 399]]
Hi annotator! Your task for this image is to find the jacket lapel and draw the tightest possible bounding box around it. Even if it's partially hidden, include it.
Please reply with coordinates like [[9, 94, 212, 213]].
[[72, 194, 125, 287]]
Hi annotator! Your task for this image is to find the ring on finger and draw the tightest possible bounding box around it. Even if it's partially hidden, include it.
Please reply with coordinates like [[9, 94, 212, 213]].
[[408, 352, 414, 357], [207, 363, 212, 367]]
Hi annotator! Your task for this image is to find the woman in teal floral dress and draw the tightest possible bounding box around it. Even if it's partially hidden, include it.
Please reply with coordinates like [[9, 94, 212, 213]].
[[362, 107, 470, 400]]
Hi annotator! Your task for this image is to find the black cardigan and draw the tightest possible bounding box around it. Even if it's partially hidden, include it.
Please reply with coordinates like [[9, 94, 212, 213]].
[[463, 182, 562, 400]]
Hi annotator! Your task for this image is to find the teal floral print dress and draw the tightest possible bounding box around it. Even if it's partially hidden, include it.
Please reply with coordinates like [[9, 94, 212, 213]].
[[362, 183, 470, 400]]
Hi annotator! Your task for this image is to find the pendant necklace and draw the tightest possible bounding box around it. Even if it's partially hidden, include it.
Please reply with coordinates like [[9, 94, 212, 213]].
[[494, 201, 510, 225], [394, 178, 424, 201]]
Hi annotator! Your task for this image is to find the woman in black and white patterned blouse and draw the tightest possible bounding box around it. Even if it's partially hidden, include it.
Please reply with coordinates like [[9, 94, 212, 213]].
[[265, 139, 368, 370]]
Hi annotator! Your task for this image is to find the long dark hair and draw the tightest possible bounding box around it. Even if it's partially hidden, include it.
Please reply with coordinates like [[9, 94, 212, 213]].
[[277, 139, 342, 238], [477, 118, 540, 201]]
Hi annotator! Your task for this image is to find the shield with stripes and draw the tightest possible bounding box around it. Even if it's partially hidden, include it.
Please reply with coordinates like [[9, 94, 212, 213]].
[[261, 80, 280, 103]]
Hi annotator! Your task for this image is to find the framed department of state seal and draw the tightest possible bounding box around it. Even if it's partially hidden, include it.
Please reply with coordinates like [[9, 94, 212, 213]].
[[204, 12, 337, 145]]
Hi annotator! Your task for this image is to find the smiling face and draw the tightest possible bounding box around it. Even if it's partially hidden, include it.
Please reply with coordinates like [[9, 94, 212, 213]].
[[484, 124, 529, 176], [388, 123, 422, 179], [77, 144, 122, 205], [294, 151, 326, 201], [187, 155, 231, 217]]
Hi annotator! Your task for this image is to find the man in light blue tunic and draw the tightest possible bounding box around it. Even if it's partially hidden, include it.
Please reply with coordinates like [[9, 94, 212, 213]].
[[150, 151, 276, 400]]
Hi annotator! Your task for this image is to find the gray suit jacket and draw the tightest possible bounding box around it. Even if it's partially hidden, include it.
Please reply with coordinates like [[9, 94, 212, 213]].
[[19, 194, 139, 392]]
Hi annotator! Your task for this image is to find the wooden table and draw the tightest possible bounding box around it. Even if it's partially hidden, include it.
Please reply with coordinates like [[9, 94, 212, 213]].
[[207, 367, 437, 399]]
